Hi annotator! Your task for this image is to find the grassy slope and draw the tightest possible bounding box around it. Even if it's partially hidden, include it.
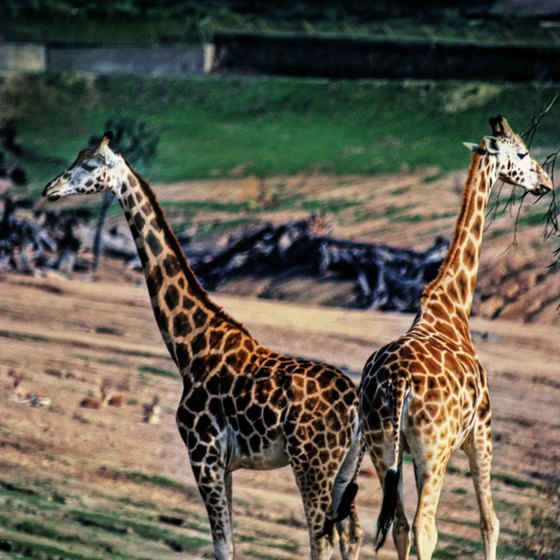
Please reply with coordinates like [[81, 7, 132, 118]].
[[2, 75, 559, 194]]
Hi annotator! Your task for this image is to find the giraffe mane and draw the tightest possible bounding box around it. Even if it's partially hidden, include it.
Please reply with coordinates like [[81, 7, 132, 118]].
[[422, 148, 484, 302], [127, 163, 252, 337]]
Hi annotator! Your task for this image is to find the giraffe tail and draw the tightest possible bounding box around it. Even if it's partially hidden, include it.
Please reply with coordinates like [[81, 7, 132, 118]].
[[375, 376, 411, 551], [319, 418, 364, 538]]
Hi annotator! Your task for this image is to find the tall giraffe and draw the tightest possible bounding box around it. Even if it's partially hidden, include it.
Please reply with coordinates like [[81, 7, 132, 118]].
[[359, 116, 553, 560], [43, 133, 363, 560]]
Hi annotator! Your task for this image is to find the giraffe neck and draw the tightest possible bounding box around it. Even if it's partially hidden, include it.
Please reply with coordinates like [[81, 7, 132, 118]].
[[420, 151, 497, 331], [116, 165, 251, 375]]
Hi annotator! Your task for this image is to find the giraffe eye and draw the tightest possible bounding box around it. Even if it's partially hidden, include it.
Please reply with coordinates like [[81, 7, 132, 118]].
[[518, 152, 528, 160]]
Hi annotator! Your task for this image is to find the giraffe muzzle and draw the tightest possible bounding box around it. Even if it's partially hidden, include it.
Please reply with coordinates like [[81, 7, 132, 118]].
[[533, 170, 554, 196]]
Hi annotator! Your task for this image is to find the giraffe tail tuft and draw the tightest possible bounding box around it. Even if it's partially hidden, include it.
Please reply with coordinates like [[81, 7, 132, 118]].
[[374, 467, 400, 551], [318, 481, 359, 538], [336, 479, 359, 523]]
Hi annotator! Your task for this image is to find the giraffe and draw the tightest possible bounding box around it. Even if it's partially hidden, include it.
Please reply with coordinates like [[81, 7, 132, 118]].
[[359, 115, 553, 560], [42, 132, 364, 560]]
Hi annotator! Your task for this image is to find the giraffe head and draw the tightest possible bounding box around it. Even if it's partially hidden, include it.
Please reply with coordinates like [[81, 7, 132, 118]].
[[464, 115, 553, 196], [43, 132, 125, 201]]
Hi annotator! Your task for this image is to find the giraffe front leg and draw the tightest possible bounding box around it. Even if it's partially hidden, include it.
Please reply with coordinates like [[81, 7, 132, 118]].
[[191, 462, 234, 560], [462, 426, 500, 560]]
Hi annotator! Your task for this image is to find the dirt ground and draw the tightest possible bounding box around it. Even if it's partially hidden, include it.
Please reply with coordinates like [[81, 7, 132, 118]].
[[1, 269, 558, 559], [1, 172, 559, 559]]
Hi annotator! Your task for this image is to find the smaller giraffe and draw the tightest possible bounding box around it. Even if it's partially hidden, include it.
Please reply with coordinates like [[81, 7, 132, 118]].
[[360, 116, 552, 560]]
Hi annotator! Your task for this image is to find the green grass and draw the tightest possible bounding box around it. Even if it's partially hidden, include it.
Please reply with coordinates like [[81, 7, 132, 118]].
[[300, 198, 360, 213], [434, 531, 482, 559], [71, 510, 211, 551], [0, 536, 107, 560], [138, 364, 180, 379], [107, 468, 188, 491], [0, 18, 202, 44], [0, 475, 212, 559], [492, 472, 543, 491], [194, 216, 253, 239], [3, 75, 559, 199]]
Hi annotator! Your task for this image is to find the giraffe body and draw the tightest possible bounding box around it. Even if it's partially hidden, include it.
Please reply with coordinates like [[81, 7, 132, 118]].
[[360, 116, 553, 560], [43, 133, 363, 560]]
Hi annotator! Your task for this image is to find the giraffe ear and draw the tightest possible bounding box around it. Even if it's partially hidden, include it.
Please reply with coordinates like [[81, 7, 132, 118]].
[[462, 142, 479, 152]]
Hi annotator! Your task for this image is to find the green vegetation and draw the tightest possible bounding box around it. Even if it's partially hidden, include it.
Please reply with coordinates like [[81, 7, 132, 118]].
[[2, 75, 558, 199], [138, 364, 180, 379], [434, 532, 482, 559], [2, 1, 559, 46], [492, 472, 543, 491], [514, 478, 560, 560], [0, 475, 212, 559], [71, 510, 211, 550], [105, 468, 189, 491]]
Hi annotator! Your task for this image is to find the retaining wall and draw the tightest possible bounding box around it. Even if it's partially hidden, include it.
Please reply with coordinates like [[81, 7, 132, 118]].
[[212, 32, 560, 81], [0, 43, 204, 75]]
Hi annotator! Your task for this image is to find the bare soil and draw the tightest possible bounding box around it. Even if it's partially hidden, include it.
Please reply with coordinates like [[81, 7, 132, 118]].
[[1, 172, 558, 559]]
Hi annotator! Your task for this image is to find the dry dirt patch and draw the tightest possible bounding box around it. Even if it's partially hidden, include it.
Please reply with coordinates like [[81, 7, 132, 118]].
[[1, 271, 558, 559]]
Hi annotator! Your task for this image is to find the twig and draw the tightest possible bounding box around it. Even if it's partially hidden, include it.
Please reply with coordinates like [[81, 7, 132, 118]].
[[521, 95, 558, 147]]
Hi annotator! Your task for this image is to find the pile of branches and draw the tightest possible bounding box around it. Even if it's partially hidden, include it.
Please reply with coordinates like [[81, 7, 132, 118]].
[[0, 200, 448, 312], [188, 216, 448, 312], [0, 196, 91, 274]]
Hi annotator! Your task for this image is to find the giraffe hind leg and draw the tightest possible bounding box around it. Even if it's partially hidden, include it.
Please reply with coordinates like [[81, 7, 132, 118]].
[[412, 454, 448, 560], [194, 464, 234, 560], [370, 454, 411, 560], [392, 460, 412, 560], [288, 446, 337, 560], [462, 427, 500, 560], [336, 500, 363, 560], [324, 434, 363, 560]]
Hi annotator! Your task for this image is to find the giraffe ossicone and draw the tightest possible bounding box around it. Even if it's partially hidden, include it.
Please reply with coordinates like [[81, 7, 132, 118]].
[[359, 115, 552, 560], [43, 132, 364, 560]]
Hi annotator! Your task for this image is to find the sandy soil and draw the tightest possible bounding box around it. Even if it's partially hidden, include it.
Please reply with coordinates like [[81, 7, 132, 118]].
[[2, 171, 558, 558], [1, 267, 558, 559]]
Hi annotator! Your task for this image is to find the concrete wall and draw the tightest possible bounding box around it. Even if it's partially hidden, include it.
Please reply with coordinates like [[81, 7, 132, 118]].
[[3, 36, 559, 82], [0, 44, 46, 72], [0, 43, 204, 75], [213, 32, 560, 82], [47, 45, 203, 75]]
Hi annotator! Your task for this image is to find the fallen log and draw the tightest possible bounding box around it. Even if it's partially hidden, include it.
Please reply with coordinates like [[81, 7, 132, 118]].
[[0, 200, 448, 313], [186, 217, 448, 312]]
